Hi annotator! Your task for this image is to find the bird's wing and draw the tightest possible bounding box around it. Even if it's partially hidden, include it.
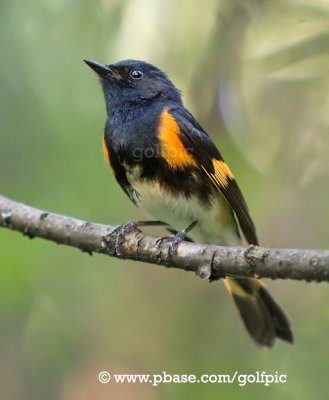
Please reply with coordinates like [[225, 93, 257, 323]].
[[167, 106, 258, 245]]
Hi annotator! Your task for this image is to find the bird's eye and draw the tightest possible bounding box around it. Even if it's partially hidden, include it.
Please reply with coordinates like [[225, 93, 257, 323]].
[[129, 69, 143, 79]]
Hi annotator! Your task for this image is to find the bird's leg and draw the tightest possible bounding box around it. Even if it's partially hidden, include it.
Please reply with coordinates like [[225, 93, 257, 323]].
[[156, 220, 198, 260], [111, 220, 167, 235], [104, 220, 167, 251]]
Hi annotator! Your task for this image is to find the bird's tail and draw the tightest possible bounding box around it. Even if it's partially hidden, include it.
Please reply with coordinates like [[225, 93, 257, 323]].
[[224, 277, 293, 347]]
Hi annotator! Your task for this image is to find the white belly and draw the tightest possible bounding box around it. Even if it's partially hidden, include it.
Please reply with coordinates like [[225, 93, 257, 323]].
[[132, 179, 240, 246]]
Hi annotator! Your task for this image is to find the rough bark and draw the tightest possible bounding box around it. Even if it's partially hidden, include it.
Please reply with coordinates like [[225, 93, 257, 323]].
[[1, 195, 328, 282]]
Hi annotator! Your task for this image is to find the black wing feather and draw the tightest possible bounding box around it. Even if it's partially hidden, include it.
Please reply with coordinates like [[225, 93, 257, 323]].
[[169, 107, 259, 245]]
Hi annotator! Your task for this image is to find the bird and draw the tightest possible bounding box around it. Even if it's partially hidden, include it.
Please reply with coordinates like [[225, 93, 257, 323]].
[[84, 58, 293, 347]]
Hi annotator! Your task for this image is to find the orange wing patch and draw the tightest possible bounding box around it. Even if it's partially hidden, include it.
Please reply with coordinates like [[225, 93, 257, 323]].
[[158, 109, 196, 170], [202, 159, 234, 188], [102, 135, 110, 165]]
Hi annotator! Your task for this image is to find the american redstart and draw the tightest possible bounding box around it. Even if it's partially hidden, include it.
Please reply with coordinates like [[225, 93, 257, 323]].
[[84, 58, 293, 347]]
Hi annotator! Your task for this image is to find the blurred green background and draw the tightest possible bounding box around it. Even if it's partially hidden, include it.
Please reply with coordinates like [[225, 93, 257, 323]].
[[1, 0, 329, 399]]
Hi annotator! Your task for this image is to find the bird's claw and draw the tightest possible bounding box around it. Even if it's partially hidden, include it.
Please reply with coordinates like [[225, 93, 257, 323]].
[[101, 221, 141, 255], [156, 220, 198, 262], [102, 220, 167, 255]]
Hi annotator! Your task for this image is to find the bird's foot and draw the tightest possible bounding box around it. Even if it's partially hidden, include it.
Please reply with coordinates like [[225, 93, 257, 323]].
[[156, 220, 198, 261], [103, 220, 167, 254]]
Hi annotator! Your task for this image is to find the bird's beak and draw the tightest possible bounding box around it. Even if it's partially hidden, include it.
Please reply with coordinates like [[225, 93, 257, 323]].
[[83, 59, 113, 78]]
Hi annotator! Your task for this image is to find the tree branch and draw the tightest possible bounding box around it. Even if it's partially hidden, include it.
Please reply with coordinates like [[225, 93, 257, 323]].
[[1, 194, 328, 282]]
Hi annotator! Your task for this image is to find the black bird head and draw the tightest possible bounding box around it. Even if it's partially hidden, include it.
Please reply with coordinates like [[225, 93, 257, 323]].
[[84, 59, 182, 111]]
